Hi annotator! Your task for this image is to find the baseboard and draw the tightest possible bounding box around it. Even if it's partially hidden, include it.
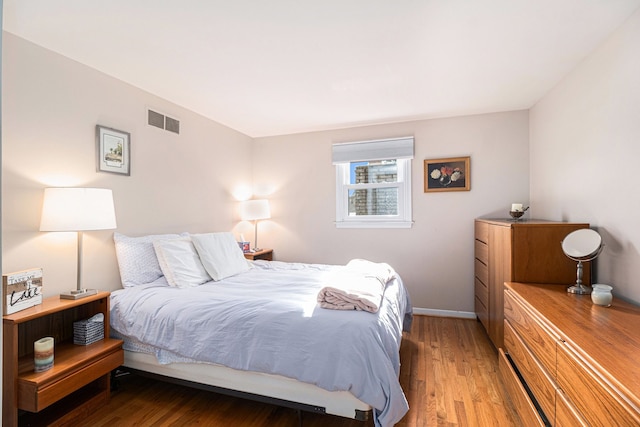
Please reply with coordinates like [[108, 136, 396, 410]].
[[412, 307, 477, 319]]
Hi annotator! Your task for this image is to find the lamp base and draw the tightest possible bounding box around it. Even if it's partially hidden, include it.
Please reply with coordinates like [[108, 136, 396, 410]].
[[567, 284, 591, 295], [60, 288, 98, 300]]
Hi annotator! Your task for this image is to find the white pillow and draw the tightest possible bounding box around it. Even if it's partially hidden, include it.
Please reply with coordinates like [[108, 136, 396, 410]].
[[153, 238, 211, 288], [113, 232, 187, 287], [191, 232, 251, 281]]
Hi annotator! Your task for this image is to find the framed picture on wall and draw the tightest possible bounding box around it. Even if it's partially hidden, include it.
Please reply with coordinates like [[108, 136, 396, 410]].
[[96, 125, 130, 175], [424, 156, 470, 192]]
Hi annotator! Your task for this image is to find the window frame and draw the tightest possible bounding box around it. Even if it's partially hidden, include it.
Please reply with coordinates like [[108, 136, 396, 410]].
[[335, 158, 413, 229]]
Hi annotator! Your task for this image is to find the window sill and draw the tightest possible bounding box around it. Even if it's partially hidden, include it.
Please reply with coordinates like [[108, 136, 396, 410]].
[[335, 220, 413, 229]]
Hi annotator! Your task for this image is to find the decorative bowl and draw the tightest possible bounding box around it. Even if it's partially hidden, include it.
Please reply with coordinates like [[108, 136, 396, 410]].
[[509, 210, 525, 220]]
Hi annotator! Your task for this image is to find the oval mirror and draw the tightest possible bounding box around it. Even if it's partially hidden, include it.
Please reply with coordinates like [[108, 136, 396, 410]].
[[562, 229, 603, 260]]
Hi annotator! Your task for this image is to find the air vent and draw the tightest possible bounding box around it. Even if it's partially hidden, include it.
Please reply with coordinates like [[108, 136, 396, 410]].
[[148, 110, 164, 129], [165, 116, 180, 134], [148, 109, 180, 135]]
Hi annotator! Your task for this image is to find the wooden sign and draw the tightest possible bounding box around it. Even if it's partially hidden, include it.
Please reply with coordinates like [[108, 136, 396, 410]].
[[3, 268, 43, 315]]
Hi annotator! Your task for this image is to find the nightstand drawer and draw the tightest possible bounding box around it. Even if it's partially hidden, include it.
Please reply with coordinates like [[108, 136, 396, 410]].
[[18, 341, 123, 412]]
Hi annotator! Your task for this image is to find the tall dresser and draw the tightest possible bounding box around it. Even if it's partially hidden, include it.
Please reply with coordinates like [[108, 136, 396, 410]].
[[501, 282, 640, 426], [474, 219, 590, 348]]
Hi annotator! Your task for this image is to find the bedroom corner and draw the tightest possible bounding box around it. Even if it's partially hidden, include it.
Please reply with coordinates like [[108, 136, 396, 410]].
[[1, 33, 253, 297]]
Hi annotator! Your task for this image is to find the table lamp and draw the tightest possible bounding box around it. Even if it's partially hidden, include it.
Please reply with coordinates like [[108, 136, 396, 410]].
[[239, 199, 270, 252], [40, 188, 117, 299]]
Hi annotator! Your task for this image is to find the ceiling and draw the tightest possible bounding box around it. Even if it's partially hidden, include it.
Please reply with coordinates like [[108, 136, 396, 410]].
[[4, 1, 640, 138]]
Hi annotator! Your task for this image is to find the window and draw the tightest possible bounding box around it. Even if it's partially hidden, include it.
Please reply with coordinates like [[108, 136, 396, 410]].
[[333, 137, 414, 228]]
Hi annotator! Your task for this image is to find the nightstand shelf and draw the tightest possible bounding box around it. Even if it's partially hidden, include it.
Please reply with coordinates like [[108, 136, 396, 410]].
[[243, 248, 273, 261], [3, 291, 123, 426]]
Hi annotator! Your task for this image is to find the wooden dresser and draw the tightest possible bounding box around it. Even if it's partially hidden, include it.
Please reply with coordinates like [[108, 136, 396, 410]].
[[474, 219, 590, 348], [500, 282, 640, 426]]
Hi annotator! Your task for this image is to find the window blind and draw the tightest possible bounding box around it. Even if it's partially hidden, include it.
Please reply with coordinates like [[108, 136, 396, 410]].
[[332, 136, 414, 164]]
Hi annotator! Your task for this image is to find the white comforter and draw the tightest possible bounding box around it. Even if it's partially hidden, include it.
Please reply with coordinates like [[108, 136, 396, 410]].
[[110, 260, 412, 427]]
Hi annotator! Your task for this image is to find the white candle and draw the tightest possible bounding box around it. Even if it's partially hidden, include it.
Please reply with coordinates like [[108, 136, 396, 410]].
[[511, 203, 523, 212], [34, 336, 54, 372]]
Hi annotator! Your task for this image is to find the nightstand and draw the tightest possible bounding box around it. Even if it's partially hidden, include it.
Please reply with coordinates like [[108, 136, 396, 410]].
[[244, 248, 273, 261], [3, 291, 124, 426]]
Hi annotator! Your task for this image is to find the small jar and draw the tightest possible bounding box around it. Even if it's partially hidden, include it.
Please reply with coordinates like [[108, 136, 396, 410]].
[[591, 284, 613, 307]]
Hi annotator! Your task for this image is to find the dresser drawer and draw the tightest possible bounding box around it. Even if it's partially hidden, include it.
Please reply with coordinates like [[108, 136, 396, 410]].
[[474, 220, 489, 243], [504, 320, 556, 421], [557, 343, 640, 426], [504, 289, 558, 377], [474, 258, 488, 285], [555, 388, 587, 427], [475, 277, 488, 309], [498, 348, 546, 427], [475, 239, 488, 264], [475, 296, 488, 330]]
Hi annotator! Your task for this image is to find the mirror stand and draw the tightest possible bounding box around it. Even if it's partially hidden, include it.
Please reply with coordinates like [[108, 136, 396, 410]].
[[567, 260, 590, 294]]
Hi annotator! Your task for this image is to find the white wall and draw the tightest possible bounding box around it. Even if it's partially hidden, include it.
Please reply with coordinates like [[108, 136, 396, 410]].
[[1, 33, 253, 297], [530, 9, 640, 303], [254, 111, 530, 312], [2, 32, 532, 314]]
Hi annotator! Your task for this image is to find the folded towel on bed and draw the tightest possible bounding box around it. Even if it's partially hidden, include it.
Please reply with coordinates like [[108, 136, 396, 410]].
[[317, 259, 395, 313]]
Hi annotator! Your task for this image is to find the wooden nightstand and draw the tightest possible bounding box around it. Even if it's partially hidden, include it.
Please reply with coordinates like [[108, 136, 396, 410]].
[[2, 291, 124, 426], [243, 248, 273, 261]]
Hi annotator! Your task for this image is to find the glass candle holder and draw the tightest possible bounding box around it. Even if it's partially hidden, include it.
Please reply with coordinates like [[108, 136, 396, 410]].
[[591, 284, 613, 307], [34, 336, 54, 372]]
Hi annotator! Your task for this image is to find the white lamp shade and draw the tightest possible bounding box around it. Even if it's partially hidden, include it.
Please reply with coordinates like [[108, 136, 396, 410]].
[[239, 199, 271, 221], [40, 188, 117, 231]]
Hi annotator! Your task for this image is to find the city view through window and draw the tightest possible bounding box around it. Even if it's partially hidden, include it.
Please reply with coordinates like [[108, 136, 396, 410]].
[[348, 160, 398, 216]]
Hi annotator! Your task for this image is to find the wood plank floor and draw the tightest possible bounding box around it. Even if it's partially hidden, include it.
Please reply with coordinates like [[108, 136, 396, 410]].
[[79, 316, 518, 426]]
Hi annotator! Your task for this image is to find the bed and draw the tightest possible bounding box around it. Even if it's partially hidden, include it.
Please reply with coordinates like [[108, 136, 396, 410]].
[[110, 232, 413, 427]]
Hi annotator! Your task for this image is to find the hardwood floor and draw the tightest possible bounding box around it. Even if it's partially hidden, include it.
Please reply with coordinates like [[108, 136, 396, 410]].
[[77, 316, 517, 427]]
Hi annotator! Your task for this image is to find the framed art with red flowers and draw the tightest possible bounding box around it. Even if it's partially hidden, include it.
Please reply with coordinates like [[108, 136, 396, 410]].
[[424, 156, 470, 192]]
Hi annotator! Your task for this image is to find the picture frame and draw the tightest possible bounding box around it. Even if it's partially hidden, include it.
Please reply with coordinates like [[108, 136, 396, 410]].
[[424, 156, 470, 192], [97, 125, 130, 175], [3, 268, 43, 315]]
